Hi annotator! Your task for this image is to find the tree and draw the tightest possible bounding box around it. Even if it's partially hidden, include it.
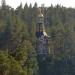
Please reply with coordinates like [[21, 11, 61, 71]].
[[1, 0, 6, 9], [0, 51, 26, 75]]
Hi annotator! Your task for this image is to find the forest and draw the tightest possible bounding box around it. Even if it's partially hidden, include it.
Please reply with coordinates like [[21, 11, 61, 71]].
[[0, 0, 75, 75]]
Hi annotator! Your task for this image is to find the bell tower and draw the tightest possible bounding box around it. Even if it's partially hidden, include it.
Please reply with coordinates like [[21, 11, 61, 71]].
[[36, 7, 49, 57], [36, 7, 50, 75]]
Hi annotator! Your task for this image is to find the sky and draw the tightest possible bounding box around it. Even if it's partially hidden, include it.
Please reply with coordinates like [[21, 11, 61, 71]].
[[0, 0, 75, 8]]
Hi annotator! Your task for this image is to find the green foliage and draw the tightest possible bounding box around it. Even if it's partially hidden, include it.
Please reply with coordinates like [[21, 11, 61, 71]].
[[0, 51, 26, 75], [0, 1, 75, 75]]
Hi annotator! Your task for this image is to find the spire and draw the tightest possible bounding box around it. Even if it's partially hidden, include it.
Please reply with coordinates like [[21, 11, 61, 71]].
[[36, 7, 49, 37], [37, 7, 44, 17], [37, 8, 49, 37]]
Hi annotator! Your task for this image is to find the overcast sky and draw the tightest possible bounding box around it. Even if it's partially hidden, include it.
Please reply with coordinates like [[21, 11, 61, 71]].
[[0, 0, 75, 8]]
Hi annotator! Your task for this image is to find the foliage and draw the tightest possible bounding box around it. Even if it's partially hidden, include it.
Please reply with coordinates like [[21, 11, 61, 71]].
[[0, 0, 75, 75]]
